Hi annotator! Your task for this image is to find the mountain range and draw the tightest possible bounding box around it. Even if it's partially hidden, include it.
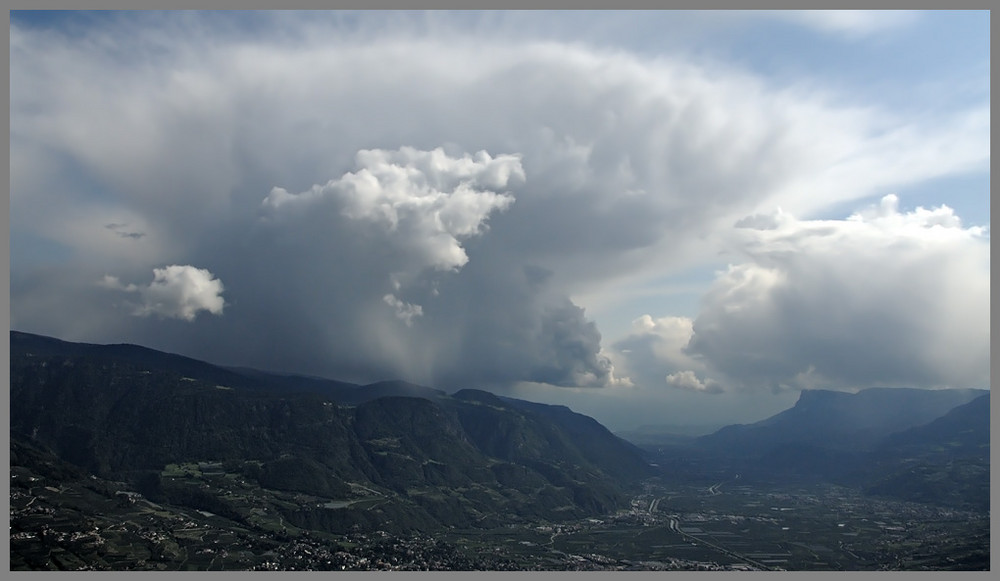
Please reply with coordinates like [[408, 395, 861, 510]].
[[636, 385, 989, 510], [10, 329, 990, 531], [9, 330, 653, 533], [698, 386, 987, 453]]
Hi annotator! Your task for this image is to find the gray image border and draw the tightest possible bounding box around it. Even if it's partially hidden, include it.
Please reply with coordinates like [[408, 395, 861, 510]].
[[3, 3, 994, 581]]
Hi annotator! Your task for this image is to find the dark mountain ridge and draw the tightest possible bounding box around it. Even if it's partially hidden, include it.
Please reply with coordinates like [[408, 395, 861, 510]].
[[697, 387, 987, 454], [11, 330, 271, 392], [11, 331, 455, 407], [878, 392, 990, 455], [9, 330, 654, 532], [347, 380, 449, 405], [632, 385, 989, 510], [858, 393, 990, 510]]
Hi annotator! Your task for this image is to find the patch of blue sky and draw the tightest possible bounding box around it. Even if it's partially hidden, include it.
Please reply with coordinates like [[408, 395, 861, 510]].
[[12, 11, 988, 104], [581, 262, 725, 342], [592, 292, 701, 343], [705, 11, 988, 113], [10, 10, 110, 31], [399, 10, 988, 115], [11, 10, 301, 46]]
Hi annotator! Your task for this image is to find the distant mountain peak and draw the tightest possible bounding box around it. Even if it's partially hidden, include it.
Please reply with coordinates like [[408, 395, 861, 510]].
[[796, 388, 845, 400], [700, 385, 988, 453]]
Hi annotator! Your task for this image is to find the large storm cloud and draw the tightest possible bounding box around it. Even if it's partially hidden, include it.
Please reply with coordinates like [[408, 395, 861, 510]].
[[615, 196, 990, 395], [689, 196, 989, 391], [9, 13, 988, 401]]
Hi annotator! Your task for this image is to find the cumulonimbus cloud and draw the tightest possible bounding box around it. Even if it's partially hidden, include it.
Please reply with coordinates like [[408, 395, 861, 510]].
[[8, 14, 988, 395], [103, 265, 226, 321], [685, 196, 989, 392]]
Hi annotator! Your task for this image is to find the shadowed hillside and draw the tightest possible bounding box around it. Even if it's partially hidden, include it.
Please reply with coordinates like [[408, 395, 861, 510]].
[[10, 330, 654, 534]]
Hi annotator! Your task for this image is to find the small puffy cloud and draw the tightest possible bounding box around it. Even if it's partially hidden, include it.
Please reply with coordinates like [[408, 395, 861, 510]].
[[383, 294, 423, 327], [665, 370, 724, 394], [104, 265, 225, 321], [847, 193, 969, 231], [99, 275, 138, 292], [610, 315, 716, 393], [620, 315, 699, 369]]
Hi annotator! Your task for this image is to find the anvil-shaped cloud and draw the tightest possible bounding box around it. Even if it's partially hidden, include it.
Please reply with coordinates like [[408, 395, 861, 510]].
[[9, 12, 989, 426]]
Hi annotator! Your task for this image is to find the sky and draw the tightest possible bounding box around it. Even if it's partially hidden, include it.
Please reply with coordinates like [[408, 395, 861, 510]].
[[9, 10, 990, 431]]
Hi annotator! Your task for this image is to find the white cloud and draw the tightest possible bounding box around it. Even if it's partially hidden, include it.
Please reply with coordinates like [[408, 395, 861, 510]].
[[613, 195, 989, 397], [264, 146, 520, 291], [609, 315, 711, 393], [665, 370, 724, 394], [264, 147, 522, 229], [99, 275, 138, 292], [383, 294, 423, 327], [683, 196, 989, 392], [628, 315, 700, 369], [105, 265, 226, 322]]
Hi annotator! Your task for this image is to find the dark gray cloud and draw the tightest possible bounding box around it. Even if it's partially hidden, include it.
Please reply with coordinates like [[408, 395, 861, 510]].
[[419, 264, 623, 389], [105, 223, 146, 240]]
